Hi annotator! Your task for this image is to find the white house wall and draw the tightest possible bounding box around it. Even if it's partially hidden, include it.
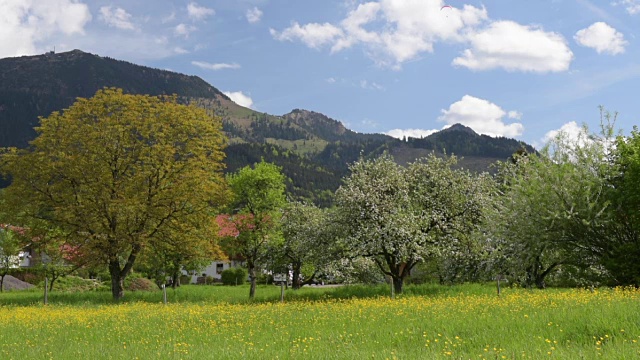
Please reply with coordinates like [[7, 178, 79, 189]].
[[182, 260, 244, 284]]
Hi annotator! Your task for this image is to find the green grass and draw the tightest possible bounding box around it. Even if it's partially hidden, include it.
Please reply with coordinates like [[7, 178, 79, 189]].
[[1, 284, 639, 359]]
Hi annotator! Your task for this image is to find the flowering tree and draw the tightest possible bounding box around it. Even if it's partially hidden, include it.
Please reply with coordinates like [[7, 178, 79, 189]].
[[278, 202, 342, 289], [335, 152, 490, 294]]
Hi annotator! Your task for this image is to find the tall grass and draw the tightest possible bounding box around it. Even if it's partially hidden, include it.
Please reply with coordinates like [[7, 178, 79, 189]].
[[1, 284, 639, 359], [0, 282, 497, 306]]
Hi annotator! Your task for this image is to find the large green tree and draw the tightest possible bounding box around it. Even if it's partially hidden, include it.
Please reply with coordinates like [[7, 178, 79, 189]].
[[225, 160, 287, 299], [487, 113, 617, 288], [604, 125, 640, 285], [335, 152, 490, 294], [0, 88, 228, 300]]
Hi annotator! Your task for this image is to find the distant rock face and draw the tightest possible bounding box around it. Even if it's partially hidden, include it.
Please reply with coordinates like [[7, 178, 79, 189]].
[[2, 275, 35, 291]]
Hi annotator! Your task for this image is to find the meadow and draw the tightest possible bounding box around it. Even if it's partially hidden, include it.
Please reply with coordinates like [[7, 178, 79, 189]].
[[1, 284, 639, 359]]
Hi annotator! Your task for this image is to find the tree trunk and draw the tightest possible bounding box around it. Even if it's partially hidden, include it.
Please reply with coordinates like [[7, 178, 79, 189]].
[[49, 274, 57, 292], [393, 275, 404, 294], [248, 262, 256, 299], [0, 275, 4, 292], [292, 263, 301, 290], [171, 271, 180, 289], [109, 261, 125, 301]]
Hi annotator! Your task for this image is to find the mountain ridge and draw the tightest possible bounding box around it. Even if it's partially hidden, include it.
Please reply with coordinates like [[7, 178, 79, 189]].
[[0, 49, 534, 205]]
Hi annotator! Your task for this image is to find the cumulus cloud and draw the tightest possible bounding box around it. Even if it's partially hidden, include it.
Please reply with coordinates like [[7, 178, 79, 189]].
[[174, 47, 189, 54], [270, 22, 343, 49], [270, 1, 575, 72], [99, 6, 136, 30], [271, 0, 489, 68], [187, 2, 215, 21], [438, 95, 524, 137], [613, 0, 640, 15], [224, 91, 254, 108], [386, 128, 438, 139], [0, 0, 91, 58], [453, 21, 573, 73], [192, 61, 241, 70], [174, 23, 196, 38], [246, 7, 263, 23], [574, 22, 627, 55], [508, 111, 523, 120], [543, 121, 587, 145]]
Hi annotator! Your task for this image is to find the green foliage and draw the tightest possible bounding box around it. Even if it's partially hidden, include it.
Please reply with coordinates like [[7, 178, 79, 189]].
[[220, 268, 248, 286], [40, 275, 107, 292], [486, 109, 628, 288], [126, 277, 159, 292], [276, 202, 341, 289], [335, 152, 491, 293], [0, 228, 22, 292], [225, 160, 287, 298], [0, 88, 228, 300]]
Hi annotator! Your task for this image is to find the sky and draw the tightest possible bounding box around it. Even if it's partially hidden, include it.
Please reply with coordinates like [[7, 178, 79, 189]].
[[1, 0, 639, 148]]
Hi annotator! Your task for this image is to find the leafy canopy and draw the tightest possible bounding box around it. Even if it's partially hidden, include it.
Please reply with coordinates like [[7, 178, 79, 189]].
[[0, 88, 229, 299]]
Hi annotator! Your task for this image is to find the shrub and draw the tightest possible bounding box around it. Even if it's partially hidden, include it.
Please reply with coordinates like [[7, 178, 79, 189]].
[[126, 277, 158, 292], [42, 275, 107, 292], [221, 267, 247, 286], [180, 275, 192, 286]]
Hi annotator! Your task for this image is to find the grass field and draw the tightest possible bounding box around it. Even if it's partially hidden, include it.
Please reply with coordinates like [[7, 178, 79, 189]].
[[1, 284, 639, 359]]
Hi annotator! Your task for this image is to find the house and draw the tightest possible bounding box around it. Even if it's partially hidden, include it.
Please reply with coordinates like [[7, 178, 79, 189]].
[[182, 214, 248, 284], [0, 224, 76, 269], [0, 224, 32, 268]]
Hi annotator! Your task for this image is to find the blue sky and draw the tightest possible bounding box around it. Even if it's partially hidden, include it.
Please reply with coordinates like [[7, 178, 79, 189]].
[[2, 0, 639, 147]]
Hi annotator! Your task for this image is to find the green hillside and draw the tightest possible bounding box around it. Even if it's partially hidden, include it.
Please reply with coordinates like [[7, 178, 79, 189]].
[[0, 50, 534, 205]]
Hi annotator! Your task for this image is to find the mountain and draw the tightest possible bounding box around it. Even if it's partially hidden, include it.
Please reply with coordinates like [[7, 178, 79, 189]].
[[0, 49, 534, 205], [0, 49, 228, 148]]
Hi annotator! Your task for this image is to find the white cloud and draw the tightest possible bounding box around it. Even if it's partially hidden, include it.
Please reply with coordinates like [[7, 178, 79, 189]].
[[360, 80, 384, 90], [613, 0, 640, 15], [174, 47, 189, 54], [271, 1, 576, 72], [543, 121, 586, 145], [326, 77, 337, 83], [574, 22, 627, 55], [453, 21, 573, 73], [386, 128, 438, 139], [187, 2, 215, 21], [270, 22, 344, 49], [438, 95, 524, 138], [99, 6, 136, 31], [192, 61, 241, 70], [174, 23, 196, 38], [508, 111, 523, 120], [162, 12, 176, 24], [271, 0, 488, 68], [246, 7, 263, 24], [224, 91, 254, 108], [0, 0, 91, 58]]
